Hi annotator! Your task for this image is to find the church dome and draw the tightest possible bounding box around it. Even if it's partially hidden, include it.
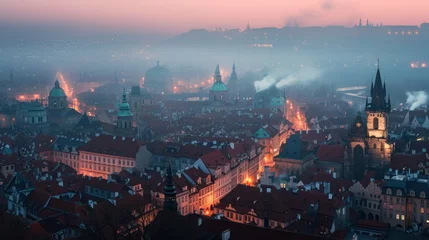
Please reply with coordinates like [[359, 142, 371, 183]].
[[210, 81, 228, 92], [49, 79, 66, 98], [210, 64, 228, 92], [118, 89, 133, 117], [144, 61, 173, 92]]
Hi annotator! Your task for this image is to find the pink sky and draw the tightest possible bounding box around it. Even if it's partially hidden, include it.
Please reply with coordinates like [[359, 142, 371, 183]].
[[1, 0, 428, 34]]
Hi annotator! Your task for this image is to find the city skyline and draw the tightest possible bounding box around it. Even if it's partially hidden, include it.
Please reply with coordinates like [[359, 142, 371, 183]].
[[1, 0, 428, 35]]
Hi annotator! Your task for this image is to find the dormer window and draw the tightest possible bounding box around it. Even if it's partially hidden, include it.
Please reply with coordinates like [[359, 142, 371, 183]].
[[396, 190, 402, 196], [410, 190, 415, 197], [420, 192, 426, 198], [386, 188, 392, 195]]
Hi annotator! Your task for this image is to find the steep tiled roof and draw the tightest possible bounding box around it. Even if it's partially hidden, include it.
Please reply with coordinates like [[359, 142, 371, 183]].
[[316, 145, 344, 163], [78, 134, 145, 158]]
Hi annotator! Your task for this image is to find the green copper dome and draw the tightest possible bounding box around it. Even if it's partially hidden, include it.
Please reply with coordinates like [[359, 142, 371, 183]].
[[118, 89, 133, 117], [210, 81, 228, 92], [49, 79, 66, 98], [210, 64, 228, 92], [270, 96, 285, 107]]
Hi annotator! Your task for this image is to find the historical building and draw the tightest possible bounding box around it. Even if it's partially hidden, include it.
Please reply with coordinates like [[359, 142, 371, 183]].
[[227, 63, 239, 99], [46, 79, 81, 126], [77, 134, 147, 179], [144, 60, 173, 93], [116, 89, 134, 137], [16, 101, 48, 129], [48, 79, 67, 110], [209, 64, 228, 103], [253, 85, 285, 113], [346, 66, 393, 180], [163, 163, 178, 212], [129, 85, 153, 112]]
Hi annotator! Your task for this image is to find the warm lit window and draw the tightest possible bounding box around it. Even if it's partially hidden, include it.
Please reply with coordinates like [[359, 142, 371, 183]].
[[396, 214, 400, 220], [401, 215, 405, 221], [421, 207, 425, 214]]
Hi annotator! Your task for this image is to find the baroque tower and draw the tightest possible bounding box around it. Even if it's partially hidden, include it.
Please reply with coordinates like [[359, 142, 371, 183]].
[[209, 64, 228, 102], [116, 88, 133, 134], [163, 163, 178, 212]]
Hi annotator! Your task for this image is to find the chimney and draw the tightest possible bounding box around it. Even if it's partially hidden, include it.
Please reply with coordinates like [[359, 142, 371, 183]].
[[328, 193, 333, 200], [222, 230, 231, 240], [198, 217, 202, 227]]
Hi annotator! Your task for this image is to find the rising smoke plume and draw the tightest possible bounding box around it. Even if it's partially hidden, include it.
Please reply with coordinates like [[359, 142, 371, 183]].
[[254, 67, 323, 93], [406, 91, 428, 110]]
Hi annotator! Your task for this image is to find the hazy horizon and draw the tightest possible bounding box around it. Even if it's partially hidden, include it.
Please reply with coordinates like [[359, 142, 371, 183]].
[[1, 0, 428, 38]]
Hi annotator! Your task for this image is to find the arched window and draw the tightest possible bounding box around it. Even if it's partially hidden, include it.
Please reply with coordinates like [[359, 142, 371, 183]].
[[373, 117, 379, 130], [420, 192, 426, 198], [60, 100, 63, 107], [214, 95, 217, 101], [396, 190, 402, 196], [386, 188, 392, 195]]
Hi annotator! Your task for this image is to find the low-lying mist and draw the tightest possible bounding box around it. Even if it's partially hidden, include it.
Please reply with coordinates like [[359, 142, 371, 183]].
[[254, 66, 323, 92]]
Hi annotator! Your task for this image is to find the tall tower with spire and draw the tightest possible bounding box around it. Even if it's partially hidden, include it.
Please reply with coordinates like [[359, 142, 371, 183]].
[[227, 62, 239, 98], [116, 88, 133, 135], [163, 163, 178, 212], [365, 60, 391, 139], [246, 22, 251, 31], [209, 64, 228, 102]]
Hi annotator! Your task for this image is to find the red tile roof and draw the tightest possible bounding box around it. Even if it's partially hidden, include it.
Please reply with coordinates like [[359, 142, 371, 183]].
[[391, 153, 429, 172], [316, 144, 344, 163], [78, 134, 145, 158]]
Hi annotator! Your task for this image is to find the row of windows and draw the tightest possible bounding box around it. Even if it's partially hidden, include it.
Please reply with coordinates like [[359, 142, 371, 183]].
[[54, 152, 78, 160], [81, 154, 133, 167], [385, 189, 426, 198]]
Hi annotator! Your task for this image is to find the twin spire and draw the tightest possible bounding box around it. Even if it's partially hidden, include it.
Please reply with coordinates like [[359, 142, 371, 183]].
[[214, 63, 238, 83]]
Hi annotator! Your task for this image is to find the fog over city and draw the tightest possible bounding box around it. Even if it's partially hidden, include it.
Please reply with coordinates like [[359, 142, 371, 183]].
[[1, 1, 429, 239]]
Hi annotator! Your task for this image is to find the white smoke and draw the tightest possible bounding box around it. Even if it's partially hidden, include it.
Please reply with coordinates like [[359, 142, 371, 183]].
[[254, 76, 277, 93], [276, 67, 322, 89], [254, 67, 323, 92], [406, 91, 428, 110]]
